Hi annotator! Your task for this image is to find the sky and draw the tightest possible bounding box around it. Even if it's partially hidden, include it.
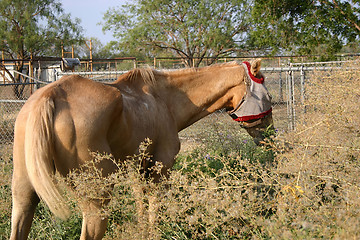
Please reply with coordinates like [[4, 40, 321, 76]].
[[61, 0, 128, 44]]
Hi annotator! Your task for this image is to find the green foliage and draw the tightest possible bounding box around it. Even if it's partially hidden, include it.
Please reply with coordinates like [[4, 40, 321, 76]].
[[102, 0, 250, 67], [75, 38, 115, 59], [101, 0, 360, 60], [0, 0, 84, 59], [250, 0, 360, 58], [28, 203, 82, 240]]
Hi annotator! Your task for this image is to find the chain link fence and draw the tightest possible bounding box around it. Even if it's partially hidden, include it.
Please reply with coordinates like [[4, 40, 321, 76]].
[[0, 69, 49, 144], [0, 83, 33, 144], [1, 61, 349, 143]]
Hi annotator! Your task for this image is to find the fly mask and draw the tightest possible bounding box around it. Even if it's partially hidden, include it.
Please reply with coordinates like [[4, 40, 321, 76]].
[[229, 61, 272, 128]]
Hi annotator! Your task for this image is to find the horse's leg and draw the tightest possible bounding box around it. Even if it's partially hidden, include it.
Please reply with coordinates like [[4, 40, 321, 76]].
[[80, 200, 109, 240], [146, 140, 179, 239], [10, 172, 40, 240], [11, 133, 40, 240], [78, 145, 117, 240]]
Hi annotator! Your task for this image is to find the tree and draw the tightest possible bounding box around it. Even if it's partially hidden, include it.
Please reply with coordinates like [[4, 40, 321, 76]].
[[0, 0, 83, 96], [102, 0, 250, 67], [76, 38, 113, 59], [249, 0, 360, 59]]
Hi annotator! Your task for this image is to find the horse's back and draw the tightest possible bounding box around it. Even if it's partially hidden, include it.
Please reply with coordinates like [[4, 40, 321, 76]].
[[14, 74, 180, 176], [15, 76, 124, 174]]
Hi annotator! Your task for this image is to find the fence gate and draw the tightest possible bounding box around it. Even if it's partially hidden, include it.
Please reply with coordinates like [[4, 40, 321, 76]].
[[260, 66, 304, 131]]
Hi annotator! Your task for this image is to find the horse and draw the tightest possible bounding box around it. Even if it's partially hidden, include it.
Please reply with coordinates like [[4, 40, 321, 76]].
[[10, 59, 273, 239]]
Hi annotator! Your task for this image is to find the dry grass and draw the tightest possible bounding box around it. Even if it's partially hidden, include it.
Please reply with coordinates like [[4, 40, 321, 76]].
[[270, 61, 360, 238], [0, 144, 12, 238], [1, 62, 360, 239]]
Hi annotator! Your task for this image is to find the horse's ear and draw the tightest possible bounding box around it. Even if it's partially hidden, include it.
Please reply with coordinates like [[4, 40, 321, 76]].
[[250, 59, 262, 76]]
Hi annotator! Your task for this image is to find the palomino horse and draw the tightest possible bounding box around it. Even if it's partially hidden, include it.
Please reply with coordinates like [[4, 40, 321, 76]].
[[10, 59, 273, 239]]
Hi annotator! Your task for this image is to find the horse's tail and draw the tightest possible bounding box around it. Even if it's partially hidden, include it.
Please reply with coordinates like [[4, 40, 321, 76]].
[[24, 92, 71, 220]]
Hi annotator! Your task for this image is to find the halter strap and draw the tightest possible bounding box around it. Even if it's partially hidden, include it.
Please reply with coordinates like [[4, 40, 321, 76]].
[[232, 108, 272, 122], [242, 61, 264, 84], [238, 113, 272, 129]]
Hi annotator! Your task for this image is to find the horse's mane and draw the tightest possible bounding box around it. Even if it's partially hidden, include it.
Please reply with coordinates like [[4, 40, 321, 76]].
[[124, 67, 156, 85], [121, 61, 239, 85]]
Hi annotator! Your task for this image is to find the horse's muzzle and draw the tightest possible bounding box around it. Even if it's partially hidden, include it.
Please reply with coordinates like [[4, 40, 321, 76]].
[[241, 113, 275, 145]]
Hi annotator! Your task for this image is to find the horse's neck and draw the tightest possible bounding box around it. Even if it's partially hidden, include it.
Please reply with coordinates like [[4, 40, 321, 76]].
[[161, 64, 244, 131]]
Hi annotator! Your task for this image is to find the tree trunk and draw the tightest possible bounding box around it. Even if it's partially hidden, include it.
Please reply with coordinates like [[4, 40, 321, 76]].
[[13, 61, 26, 99]]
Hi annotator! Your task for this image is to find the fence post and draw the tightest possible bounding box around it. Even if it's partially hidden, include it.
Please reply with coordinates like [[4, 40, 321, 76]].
[[286, 69, 291, 130], [279, 69, 283, 102], [291, 69, 296, 130], [286, 65, 296, 131], [300, 65, 305, 105]]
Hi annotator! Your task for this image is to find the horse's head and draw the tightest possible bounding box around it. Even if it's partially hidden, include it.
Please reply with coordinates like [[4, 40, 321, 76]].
[[228, 59, 275, 145]]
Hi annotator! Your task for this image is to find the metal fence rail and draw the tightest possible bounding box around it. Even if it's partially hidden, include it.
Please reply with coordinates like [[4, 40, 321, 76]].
[[56, 71, 127, 82]]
